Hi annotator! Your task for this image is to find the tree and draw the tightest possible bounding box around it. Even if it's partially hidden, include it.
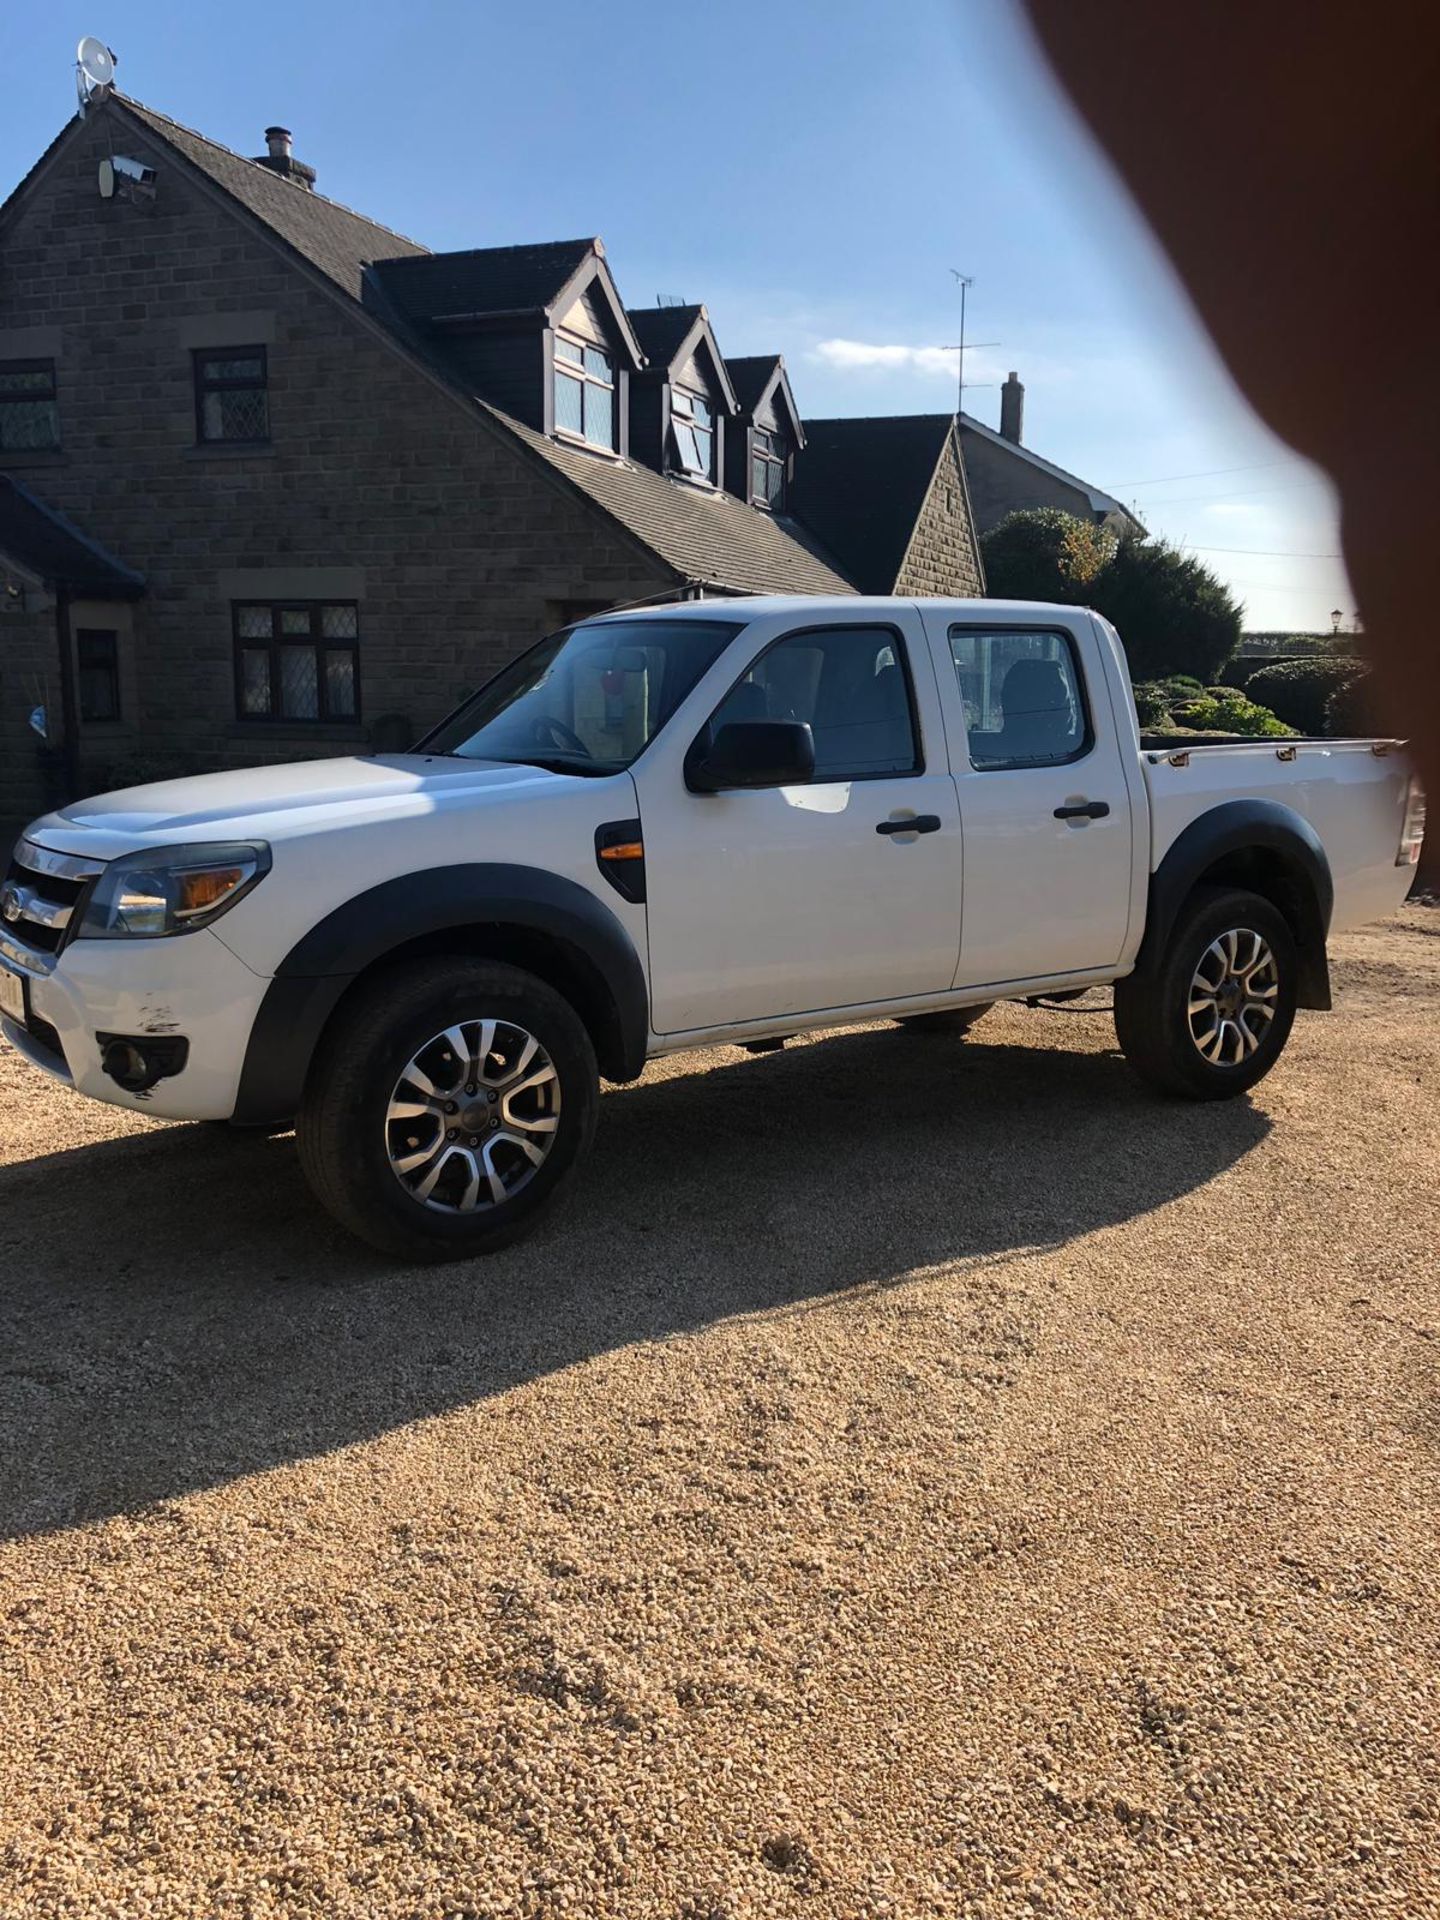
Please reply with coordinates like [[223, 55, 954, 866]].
[[979, 508, 1116, 603], [1086, 535, 1241, 682], [980, 511, 1241, 683]]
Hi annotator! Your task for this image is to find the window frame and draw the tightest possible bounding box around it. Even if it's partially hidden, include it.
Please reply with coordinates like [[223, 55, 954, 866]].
[[76, 628, 121, 724], [697, 619, 925, 784], [750, 425, 788, 510], [193, 346, 270, 446], [669, 384, 715, 483], [552, 333, 617, 452], [946, 622, 1095, 773], [231, 599, 361, 725], [0, 357, 60, 452]]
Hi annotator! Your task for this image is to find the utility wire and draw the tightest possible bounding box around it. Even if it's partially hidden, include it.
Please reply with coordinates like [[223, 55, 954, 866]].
[[1177, 543, 1343, 560], [1114, 459, 1289, 488]]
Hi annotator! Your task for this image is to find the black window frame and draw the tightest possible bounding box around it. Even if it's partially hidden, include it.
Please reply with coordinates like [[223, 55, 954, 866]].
[[552, 334, 617, 452], [193, 346, 270, 446], [76, 628, 121, 724], [751, 425, 788, 510], [232, 600, 361, 725], [698, 619, 925, 783], [669, 385, 716, 482], [947, 623, 1095, 773], [0, 357, 60, 452]]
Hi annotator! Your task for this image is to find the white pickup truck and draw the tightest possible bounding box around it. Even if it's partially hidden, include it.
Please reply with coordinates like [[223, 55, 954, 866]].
[[1, 596, 1424, 1257]]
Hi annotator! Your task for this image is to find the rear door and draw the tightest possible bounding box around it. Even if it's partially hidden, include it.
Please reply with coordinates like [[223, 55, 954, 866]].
[[922, 611, 1134, 986], [633, 610, 963, 1033]]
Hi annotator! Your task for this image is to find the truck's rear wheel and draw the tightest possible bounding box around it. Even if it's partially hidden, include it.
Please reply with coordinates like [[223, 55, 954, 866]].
[[1115, 885, 1298, 1100], [895, 1002, 994, 1036], [297, 958, 598, 1260]]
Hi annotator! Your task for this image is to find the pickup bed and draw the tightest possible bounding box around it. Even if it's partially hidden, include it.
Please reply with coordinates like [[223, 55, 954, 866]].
[[1, 595, 1424, 1257]]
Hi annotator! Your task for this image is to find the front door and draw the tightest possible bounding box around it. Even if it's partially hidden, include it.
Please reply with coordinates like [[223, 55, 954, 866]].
[[634, 615, 963, 1034], [924, 613, 1135, 987]]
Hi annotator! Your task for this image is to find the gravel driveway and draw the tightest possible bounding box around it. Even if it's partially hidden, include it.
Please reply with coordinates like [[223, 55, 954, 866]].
[[1, 910, 1436, 1919]]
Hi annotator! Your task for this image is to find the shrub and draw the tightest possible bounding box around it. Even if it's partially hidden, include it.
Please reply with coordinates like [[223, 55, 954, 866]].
[[979, 508, 1118, 603], [1168, 691, 1296, 738], [1243, 657, 1365, 735], [1324, 664, 1378, 736]]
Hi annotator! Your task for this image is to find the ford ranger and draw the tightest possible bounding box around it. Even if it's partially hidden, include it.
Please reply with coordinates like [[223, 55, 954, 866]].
[[1, 597, 1425, 1258]]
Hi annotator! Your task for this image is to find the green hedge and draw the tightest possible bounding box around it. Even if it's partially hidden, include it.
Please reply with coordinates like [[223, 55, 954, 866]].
[[1242, 657, 1365, 735]]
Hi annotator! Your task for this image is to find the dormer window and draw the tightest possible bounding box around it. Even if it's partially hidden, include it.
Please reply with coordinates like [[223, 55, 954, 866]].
[[554, 336, 616, 451], [752, 427, 788, 510], [670, 389, 715, 482]]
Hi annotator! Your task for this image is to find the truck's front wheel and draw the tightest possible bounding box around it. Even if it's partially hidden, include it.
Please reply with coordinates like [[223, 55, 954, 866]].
[[1115, 885, 1298, 1100], [297, 958, 598, 1260]]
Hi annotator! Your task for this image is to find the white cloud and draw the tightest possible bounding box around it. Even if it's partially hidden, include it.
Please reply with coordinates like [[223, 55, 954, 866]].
[[810, 338, 960, 378]]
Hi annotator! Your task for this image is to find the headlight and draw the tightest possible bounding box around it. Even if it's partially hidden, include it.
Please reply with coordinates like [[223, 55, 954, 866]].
[[77, 842, 271, 939]]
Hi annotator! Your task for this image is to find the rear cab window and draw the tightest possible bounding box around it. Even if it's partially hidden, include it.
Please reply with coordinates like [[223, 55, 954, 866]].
[[948, 626, 1092, 771]]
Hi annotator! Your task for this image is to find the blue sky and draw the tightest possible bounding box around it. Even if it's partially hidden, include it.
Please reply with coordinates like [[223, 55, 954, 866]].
[[2, 1, 1351, 632]]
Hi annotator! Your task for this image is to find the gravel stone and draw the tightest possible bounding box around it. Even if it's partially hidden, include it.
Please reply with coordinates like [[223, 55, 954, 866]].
[[0, 908, 1436, 1917]]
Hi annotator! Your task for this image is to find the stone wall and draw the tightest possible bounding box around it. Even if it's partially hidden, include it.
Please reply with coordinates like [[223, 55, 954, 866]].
[[894, 429, 985, 598]]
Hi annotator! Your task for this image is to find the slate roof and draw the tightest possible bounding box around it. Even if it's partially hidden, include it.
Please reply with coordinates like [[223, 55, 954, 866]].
[[480, 407, 853, 595], [371, 241, 598, 323], [796, 415, 956, 594], [0, 475, 145, 597], [627, 305, 704, 368], [113, 97, 428, 297]]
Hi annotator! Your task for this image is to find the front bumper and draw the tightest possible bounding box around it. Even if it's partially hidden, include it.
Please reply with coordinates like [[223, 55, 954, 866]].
[[1, 927, 271, 1121]]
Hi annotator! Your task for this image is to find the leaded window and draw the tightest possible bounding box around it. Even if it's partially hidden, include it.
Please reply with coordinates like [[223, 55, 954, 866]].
[[670, 388, 714, 480], [233, 601, 359, 722], [0, 360, 60, 451], [553, 336, 615, 451], [195, 348, 269, 444], [752, 426, 787, 509]]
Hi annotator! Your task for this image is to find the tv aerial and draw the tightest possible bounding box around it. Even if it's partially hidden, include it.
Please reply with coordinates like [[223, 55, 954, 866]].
[[76, 36, 116, 115]]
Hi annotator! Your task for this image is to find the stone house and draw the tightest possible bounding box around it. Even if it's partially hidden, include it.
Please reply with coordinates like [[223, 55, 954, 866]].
[[0, 91, 984, 827]]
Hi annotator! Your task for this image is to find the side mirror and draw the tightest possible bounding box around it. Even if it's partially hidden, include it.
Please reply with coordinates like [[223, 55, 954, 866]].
[[686, 719, 816, 793]]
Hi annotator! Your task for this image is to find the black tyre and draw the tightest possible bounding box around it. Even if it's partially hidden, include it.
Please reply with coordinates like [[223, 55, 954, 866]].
[[1115, 885, 1298, 1100], [895, 1002, 994, 1036], [297, 958, 599, 1260]]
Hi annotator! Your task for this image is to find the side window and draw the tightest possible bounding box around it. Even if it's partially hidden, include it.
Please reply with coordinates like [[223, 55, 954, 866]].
[[712, 625, 920, 779], [949, 626, 1089, 771]]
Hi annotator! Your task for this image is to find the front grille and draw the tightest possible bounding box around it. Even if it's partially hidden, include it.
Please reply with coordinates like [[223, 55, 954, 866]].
[[1, 839, 102, 960]]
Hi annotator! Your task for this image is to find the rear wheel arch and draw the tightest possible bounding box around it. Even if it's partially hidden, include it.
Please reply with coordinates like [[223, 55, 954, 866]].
[[233, 865, 648, 1124], [1140, 801, 1333, 1010]]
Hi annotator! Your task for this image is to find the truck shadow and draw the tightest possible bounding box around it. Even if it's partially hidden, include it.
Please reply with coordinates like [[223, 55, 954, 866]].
[[0, 1025, 1270, 1540]]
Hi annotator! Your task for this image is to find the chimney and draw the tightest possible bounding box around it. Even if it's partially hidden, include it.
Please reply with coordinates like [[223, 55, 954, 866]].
[[999, 370, 1024, 445], [252, 125, 317, 190]]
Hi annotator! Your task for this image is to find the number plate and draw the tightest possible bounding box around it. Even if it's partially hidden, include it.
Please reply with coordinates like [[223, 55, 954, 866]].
[[0, 963, 26, 1026]]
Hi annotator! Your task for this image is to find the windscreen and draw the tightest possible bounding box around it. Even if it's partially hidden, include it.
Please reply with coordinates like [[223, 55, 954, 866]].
[[420, 618, 743, 775]]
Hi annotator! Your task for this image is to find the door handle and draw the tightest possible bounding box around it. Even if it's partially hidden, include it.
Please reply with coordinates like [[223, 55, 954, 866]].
[[1053, 800, 1110, 821], [876, 814, 942, 835]]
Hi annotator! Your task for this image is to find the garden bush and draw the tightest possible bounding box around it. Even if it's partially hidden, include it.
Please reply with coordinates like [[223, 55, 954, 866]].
[[1243, 657, 1365, 735], [1324, 664, 1378, 736], [1132, 679, 1294, 739]]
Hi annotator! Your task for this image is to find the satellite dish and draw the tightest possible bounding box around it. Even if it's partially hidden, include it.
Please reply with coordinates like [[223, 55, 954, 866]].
[[77, 37, 115, 88]]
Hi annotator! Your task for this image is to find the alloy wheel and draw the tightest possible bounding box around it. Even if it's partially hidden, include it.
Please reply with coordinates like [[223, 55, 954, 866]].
[[1187, 927, 1279, 1066], [384, 1018, 560, 1212]]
